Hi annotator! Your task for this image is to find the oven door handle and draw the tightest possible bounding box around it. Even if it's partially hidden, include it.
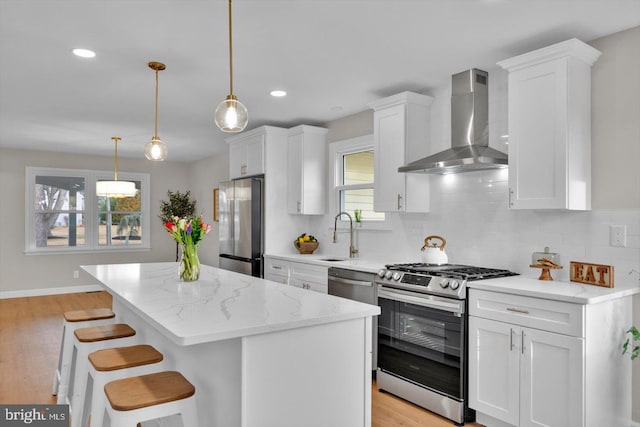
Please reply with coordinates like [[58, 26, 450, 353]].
[[378, 287, 464, 315]]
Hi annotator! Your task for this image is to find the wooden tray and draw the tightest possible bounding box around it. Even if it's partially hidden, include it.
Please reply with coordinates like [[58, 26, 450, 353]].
[[530, 264, 562, 281]]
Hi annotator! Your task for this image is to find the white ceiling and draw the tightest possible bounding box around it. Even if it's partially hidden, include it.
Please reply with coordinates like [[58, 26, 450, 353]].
[[1, 1, 638, 162]]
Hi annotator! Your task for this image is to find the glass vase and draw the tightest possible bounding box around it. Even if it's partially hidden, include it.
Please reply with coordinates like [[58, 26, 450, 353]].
[[179, 243, 200, 282]]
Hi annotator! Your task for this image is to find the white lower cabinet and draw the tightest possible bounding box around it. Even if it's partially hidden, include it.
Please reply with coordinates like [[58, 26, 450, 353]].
[[469, 316, 584, 427], [263, 257, 289, 284], [263, 256, 328, 293], [289, 261, 328, 294], [469, 288, 632, 427]]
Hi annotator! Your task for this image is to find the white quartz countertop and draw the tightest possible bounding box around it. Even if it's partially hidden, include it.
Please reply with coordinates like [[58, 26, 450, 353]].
[[469, 275, 640, 304], [81, 263, 380, 346], [264, 253, 389, 274]]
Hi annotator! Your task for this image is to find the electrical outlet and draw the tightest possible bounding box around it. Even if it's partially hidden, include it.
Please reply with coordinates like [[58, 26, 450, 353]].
[[73, 270, 80, 279], [610, 225, 627, 247]]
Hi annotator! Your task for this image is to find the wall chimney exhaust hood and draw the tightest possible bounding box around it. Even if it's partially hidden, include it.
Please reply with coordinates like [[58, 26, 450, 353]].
[[398, 69, 508, 174]]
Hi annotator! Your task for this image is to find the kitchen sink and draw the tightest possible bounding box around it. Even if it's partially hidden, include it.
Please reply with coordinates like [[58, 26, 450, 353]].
[[320, 258, 347, 262]]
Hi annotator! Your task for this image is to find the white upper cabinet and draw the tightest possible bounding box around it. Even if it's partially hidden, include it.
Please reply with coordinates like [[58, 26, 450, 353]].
[[227, 127, 269, 179], [287, 125, 328, 215], [368, 92, 433, 213], [498, 38, 601, 210]]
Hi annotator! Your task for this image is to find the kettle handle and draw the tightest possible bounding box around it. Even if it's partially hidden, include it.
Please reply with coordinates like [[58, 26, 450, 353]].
[[421, 235, 446, 252]]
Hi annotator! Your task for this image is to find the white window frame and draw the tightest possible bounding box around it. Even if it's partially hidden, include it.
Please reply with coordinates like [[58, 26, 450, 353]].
[[329, 134, 385, 224], [25, 167, 151, 254]]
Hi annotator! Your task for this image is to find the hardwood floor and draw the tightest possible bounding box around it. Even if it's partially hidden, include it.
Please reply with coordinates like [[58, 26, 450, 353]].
[[0, 291, 482, 426], [0, 291, 112, 404]]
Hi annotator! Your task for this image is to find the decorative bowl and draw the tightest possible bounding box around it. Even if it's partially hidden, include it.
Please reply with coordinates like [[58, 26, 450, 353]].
[[294, 241, 319, 254]]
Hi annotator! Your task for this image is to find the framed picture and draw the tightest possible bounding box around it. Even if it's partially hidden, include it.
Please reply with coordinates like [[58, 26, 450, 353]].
[[213, 188, 219, 222]]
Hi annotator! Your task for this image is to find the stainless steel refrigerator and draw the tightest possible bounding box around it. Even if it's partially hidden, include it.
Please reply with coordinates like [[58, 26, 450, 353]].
[[218, 177, 263, 277]]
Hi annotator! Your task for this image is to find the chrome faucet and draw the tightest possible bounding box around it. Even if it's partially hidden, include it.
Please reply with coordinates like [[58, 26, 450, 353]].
[[333, 212, 358, 258]]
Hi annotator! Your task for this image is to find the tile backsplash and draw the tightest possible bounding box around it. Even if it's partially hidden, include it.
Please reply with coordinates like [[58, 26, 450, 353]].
[[311, 168, 640, 282]]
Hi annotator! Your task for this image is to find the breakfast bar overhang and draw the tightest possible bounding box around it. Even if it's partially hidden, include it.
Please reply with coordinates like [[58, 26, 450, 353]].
[[82, 262, 380, 427]]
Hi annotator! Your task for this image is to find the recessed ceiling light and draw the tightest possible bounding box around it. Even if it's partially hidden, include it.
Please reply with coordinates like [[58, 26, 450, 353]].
[[270, 90, 286, 97], [72, 48, 96, 58]]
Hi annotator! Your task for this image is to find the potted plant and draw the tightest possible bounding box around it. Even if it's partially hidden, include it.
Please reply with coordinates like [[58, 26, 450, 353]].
[[622, 326, 639, 361]]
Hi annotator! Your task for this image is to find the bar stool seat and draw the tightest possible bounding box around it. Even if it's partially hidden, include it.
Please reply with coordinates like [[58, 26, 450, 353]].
[[73, 345, 164, 427], [53, 308, 116, 403], [66, 324, 137, 418], [102, 371, 198, 426]]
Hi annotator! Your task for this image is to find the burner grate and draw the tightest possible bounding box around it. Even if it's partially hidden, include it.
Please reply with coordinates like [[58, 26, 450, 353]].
[[385, 263, 518, 281]]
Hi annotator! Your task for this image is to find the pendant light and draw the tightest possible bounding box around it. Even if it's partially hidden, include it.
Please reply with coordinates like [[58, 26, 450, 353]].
[[144, 61, 168, 161], [97, 137, 137, 198], [215, 0, 248, 133]]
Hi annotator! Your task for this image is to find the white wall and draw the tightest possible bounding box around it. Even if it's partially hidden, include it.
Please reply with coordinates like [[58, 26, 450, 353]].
[[187, 149, 230, 268], [0, 147, 191, 293]]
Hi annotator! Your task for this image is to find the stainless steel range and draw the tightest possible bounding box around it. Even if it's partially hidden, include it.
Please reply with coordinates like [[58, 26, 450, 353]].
[[376, 263, 517, 425]]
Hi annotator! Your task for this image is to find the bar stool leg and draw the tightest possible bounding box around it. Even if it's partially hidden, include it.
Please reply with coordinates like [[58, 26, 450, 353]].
[[54, 317, 115, 403]]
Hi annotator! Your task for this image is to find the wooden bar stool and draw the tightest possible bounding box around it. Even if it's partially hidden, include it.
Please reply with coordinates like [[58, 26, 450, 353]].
[[102, 371, 198, 427], [72, 344, 164, 427], [66, 324, 137, 417], [53, 308, 116, 403]]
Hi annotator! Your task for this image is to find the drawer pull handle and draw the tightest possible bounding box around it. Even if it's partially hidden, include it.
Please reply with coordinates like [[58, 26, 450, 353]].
[[506, 307, 530, 315], [272, 266, 282, 270]]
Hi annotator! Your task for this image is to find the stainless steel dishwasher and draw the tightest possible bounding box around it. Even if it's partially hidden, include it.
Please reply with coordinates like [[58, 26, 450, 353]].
[[328, 267, 378, 370]]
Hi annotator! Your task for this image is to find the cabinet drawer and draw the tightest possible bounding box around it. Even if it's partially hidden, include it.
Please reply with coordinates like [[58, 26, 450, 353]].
[[264, 258, 290, 278], [469, 289, 584, 337]]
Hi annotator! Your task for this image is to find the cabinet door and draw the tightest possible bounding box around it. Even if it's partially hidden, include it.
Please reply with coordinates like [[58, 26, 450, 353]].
[[287, 133, 303, 214], [245, 134, 265, 177], [469, 316, 520, 425], [289, 277, 327, 293], [508, 60, 568, 209], [373, 104, 406, 212], [520, 328, 584, 427], [229, 142, 246, 179]]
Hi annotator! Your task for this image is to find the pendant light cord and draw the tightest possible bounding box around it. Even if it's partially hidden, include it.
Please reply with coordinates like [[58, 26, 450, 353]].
[[112, 137, 121, 181], [228, 0, 234, 97], [154, 69, 159, 137]]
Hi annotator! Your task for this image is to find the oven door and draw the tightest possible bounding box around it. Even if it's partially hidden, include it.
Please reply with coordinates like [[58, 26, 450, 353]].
[[377, 286, 465, 400]]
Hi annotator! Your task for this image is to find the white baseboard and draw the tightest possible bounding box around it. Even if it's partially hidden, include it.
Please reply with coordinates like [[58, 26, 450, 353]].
[[0, 284, 103, 299]]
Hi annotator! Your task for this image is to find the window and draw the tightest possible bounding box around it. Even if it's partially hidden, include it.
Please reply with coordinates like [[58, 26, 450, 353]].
[[333, 135, 384, 221], [25, 167, 150, 253]]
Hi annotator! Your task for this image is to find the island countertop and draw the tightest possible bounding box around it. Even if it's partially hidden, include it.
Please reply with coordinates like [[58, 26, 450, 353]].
[[81, 262, 380, 346]]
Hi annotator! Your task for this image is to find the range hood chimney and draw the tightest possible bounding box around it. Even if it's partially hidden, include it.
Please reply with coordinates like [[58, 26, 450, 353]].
[[398, 69, 508, 174]]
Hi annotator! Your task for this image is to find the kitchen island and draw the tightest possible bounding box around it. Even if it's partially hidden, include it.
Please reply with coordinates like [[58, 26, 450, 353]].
[[81, 262, 380, 427]]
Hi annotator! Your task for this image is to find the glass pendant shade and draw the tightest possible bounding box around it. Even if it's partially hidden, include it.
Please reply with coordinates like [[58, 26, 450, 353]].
[[96, 180, 137, 198], [144, 136, 168, 161], [215, 96, 248, 133]]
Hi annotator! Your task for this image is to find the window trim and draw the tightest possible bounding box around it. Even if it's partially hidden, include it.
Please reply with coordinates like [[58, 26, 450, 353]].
[[25, 166, 150, 254], [329, 134, 385, 224]]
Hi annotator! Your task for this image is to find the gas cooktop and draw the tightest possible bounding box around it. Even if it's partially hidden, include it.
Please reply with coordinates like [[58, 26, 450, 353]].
[[384, 263, 519, 281], [376, 263, 519, 299]]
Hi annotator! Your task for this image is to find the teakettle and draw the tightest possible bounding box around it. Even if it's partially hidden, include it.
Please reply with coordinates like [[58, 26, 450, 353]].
[[421, 235, 448, 265]]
